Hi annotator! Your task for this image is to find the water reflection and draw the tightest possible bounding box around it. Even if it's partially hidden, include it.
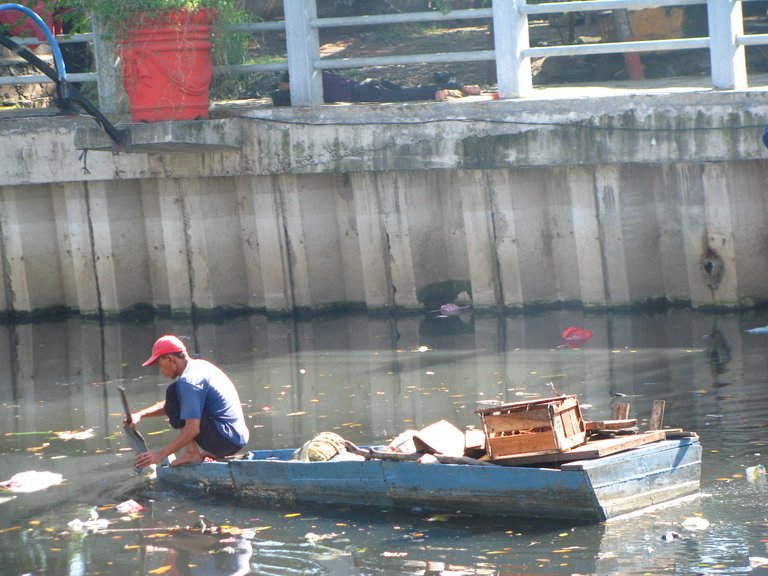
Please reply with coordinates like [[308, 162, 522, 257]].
[[143, 530, 253, 576], [1, 309, 767, 575]]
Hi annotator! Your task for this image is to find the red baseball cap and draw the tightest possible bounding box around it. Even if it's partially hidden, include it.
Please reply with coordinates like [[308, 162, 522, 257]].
[[142, 335, 187, 366]]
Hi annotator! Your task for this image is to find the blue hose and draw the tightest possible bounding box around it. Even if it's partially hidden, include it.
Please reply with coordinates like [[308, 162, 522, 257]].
[[0, 3, 67, 80]]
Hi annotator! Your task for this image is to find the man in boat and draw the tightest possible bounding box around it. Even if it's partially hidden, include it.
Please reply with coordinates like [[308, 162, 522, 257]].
[[128, 335, 249, 467]]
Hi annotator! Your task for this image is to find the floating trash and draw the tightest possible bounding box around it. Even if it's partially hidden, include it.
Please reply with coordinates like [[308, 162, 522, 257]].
[[55, 429, 95, 441], [746, 464, 766, 479], [67, 517, 109, 533], [0, 471, 64, 493], [681, 516, 710, 531], [438, 303, 471, 316], [560, 326, 593, 348], [745, 326, 768, 334], [115, 499, 144, 514]]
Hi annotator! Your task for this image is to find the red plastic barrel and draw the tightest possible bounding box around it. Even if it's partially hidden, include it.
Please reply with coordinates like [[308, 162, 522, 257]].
[[118, 9, 216, 122]]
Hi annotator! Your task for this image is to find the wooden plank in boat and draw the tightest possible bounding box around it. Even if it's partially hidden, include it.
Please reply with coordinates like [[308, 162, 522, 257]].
[[491, 430, 667, 465], [585, 419, 637, 431]]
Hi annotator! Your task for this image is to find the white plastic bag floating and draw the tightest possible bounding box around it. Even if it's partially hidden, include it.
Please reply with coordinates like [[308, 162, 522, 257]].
[[746, 464, 766, 479], [0, 470, 64, 493], [681, 516, 710, 531], [55, 429, 95, 441], [115, 499, 144, 514]]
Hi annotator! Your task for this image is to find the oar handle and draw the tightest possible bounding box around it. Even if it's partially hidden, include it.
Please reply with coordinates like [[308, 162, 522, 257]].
[[118, 386, 133, 424]]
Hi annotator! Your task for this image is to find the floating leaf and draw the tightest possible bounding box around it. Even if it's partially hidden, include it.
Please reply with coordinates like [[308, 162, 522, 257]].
[[0, 526, 21, 534], [149, 566, 173, 575]]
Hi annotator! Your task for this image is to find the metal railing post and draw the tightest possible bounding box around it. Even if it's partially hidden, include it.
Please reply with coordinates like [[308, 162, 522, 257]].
[[493, 0, 532, 98], [708, 0, 747, 89], [284, 0, 323, 106], [92, 18, 127, 115]]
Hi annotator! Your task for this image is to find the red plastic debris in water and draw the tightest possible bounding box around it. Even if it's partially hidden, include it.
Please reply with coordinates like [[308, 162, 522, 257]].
[[561, 326, 593, 348]]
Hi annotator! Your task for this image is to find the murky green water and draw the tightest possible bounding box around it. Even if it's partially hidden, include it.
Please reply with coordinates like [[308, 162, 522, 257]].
[[1, 309, 767, 575]]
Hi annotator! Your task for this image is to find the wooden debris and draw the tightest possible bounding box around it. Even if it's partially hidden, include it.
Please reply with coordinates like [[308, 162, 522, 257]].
[[342, 441, 493, 466], [612, 402, 631, 420], [476, 395, 586, 459], [650, 400, 666, 430], [585, 419, 637, 431], [491, 430, 668, 466], [664, 429, 698, 439]]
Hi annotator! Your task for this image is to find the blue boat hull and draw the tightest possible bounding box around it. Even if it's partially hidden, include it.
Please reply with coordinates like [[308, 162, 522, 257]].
[[157, 437, 701, 522]]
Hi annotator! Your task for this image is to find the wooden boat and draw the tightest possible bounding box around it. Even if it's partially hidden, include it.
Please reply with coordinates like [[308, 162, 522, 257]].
[[156, 433, 702, 522]]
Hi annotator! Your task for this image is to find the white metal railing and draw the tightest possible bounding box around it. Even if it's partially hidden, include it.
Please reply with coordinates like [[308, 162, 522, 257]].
[[0, 0, 765, 110], [0, 32, 96, 86]]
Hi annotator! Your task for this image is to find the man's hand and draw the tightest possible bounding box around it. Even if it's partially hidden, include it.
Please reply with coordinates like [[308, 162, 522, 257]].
[[124, 412, 142, 427], [135, 450, 163, 468]]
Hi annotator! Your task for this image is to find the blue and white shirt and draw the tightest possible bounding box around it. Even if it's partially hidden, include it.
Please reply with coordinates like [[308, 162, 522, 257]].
[[177, 358, 249, 447]]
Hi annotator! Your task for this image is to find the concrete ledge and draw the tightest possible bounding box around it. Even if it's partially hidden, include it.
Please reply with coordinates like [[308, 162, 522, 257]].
[[234, 87, 768, 172], [74, 118, 242, 153]]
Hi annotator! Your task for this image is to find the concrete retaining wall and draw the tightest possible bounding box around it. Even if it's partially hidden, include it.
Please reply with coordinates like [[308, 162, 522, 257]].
[[1, 89, 768, 318]]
